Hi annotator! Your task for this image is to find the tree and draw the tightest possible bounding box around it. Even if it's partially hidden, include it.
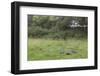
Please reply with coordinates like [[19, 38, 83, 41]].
[[28, 15, 88, 39]]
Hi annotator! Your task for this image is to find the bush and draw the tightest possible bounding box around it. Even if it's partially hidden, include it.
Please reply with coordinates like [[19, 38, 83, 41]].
[[28, 15, 88, 39]]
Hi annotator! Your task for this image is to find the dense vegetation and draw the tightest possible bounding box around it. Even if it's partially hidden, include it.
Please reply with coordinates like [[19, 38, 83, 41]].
[[28, 15, 88, 39], [28, 15, 88, 60]]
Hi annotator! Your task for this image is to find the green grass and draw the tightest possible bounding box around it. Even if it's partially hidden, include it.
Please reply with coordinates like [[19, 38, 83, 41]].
[[28, 38, 88, 61]]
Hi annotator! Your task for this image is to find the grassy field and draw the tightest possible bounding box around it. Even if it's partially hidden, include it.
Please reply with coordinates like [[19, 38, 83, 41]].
[[28, 38, 88, 61]]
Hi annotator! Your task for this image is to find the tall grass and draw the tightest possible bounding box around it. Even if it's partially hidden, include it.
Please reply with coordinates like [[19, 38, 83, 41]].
[[28, 38, 88, 61]]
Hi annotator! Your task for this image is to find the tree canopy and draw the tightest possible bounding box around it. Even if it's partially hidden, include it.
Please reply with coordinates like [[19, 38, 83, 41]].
[[28, 15, 88, 39]]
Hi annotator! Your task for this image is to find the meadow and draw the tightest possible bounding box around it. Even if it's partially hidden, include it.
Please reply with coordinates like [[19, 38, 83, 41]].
[[28, 38, 88, 61], [28, 15, 88, 61]]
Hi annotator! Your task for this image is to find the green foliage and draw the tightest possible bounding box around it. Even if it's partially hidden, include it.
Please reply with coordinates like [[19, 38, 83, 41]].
[[28, 15, 88, 61], [28, 15, 88, 39]]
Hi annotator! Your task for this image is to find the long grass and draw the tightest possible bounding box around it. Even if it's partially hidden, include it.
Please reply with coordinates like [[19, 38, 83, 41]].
[[28, 38, 88, 61]]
